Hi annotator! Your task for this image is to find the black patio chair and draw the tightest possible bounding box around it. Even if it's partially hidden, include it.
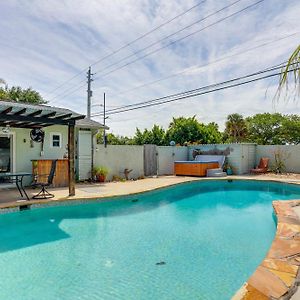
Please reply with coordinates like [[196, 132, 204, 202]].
[[32, 160, 57, 199]]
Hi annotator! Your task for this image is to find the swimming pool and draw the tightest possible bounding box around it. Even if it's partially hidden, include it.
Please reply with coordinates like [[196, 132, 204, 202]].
[[1, 180, 300, 300]]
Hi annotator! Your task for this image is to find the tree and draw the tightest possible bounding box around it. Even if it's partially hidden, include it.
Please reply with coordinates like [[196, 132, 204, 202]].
[[134, 125, 165, 145], [278, 45, 300, 98], [106, 133, 134, 145], [164, 116, 202, 145], [281, 115, 300, 144], [244, 113, 300, 145], [203, 122, 223, 144], [102, 117, 222, 146], [148, 124, 165, 145], [246, 113, 285, 145], [96, 131, 134, 145], [164, 116, 221, 145], [224, 113, 248, 143], [0, 82, 46, 104]]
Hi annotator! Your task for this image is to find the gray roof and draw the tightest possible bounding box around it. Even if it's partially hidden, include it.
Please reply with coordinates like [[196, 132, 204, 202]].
[[76, 118, 109, 129], [0, 99, 85, 128]]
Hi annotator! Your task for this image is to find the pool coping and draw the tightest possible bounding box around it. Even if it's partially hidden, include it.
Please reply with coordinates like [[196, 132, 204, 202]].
[[233, 200, 300, 299]]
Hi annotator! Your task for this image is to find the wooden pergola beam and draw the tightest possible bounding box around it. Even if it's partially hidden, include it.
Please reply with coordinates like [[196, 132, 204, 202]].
[[69, 115, 86, 121], [0, 122, 43, 129], [55, 113, 72, 120], [42, 111, 56, 118], [5, 121, 32, 127], [0, 113, 75, 126], [14, 108, 27, 115], [68, 124, 75, 196], [0, 107, 13, 114], [28, 110, 43, 117]]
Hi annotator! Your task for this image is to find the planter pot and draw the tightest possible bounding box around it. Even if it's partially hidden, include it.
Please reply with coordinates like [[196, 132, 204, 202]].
[[226, 168, 233, 175], [97, 175, 106, 182]]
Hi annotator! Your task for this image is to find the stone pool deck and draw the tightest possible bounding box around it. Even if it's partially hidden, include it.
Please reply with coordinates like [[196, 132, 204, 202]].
[[2, 174, 300, 299]]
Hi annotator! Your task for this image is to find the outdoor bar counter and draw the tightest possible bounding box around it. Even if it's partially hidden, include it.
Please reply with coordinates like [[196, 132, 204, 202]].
[[32, 159, 69, 187], [174, 160, 219, 177]]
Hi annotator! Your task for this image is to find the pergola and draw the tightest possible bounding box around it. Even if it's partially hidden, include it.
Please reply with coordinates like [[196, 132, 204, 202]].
[[0, 100, 85, 196]]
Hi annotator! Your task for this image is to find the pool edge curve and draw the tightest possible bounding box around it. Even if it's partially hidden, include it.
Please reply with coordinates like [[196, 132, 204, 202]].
[[233, 200, 300, 300]]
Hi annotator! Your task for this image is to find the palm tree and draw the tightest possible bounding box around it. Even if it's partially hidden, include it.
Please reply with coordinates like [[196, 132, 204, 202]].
[[225, 113, 248, 143], [277, 45, 300, 99]]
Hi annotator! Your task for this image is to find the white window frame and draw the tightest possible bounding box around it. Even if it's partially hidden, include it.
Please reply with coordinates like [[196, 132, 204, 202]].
[[50, 132, 62, 148]]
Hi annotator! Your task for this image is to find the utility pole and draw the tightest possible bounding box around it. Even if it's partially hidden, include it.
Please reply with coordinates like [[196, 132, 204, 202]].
[[103, 92, 107, 147], [86, 66, 93, 119]]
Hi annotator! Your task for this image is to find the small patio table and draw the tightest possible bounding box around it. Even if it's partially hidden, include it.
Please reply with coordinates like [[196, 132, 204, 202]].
[[0, 172, 32, 200]]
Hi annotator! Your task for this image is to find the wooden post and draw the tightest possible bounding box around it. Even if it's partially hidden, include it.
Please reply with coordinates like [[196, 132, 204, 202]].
[[68, 124, 75, 196]]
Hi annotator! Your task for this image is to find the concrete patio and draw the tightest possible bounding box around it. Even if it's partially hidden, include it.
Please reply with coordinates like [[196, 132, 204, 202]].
[[0, 176, 201, 209], [1, 174, 300, 210]]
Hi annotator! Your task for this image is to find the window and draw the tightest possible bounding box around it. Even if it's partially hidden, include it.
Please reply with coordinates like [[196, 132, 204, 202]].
[[50, 133, 62, 148]]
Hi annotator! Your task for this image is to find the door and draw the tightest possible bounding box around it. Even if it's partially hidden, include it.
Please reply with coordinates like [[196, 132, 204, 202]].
[[144, 144, 157, 176], [78, 130, 92, 180], [241, 145, 249, 174], [0, 133, 14, 185]]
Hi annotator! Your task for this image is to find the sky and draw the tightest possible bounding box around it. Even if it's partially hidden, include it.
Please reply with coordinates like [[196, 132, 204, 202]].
[[0, 0, 299, 136]]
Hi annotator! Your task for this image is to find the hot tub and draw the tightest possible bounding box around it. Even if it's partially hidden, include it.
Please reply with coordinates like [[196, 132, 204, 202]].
[[174, 160, 219, 176]]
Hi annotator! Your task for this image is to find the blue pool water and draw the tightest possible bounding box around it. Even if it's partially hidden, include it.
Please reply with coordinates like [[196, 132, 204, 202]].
[[1, 180, 300, 300]]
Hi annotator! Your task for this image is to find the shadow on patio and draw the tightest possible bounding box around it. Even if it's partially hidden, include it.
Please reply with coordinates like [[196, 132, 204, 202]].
[[0, 185, 70, 208], [0, 182, 123, 208]]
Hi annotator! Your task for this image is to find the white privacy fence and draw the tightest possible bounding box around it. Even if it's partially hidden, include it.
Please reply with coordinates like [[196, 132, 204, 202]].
[[256, 145, 300, 173], [94, 145, 188, 180], [94, 145, 144, 181], [94, 143, 300, 180]]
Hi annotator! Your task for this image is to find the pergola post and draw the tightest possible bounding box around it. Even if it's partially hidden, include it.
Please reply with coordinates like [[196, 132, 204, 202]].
[[68, 124, 75, 196]]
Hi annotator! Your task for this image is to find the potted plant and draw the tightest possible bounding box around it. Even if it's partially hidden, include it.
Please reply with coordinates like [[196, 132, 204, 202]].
[[93, 166, 109, 182], [226, 165, 233, 175], [223, 160, 233, 175]]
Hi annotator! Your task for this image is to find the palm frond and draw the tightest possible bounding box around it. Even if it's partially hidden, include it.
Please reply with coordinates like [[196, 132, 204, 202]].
[[276, 45, 300, 101]]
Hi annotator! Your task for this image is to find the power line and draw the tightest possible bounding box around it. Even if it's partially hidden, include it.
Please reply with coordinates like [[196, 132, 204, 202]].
[[91, 63, 295, 117], [46, 70, 86, 97], [47, 0, 263, 105], [48, 0, 246, 105], [106, 32, 300, 98], [48, 0, 239, 101], [48, 78, 87, 103], [93, 0, 244, 77], [50, 29, 298, 107], [89, 0, 207, 68], [49, 81, 87, 105], [104, 69, 298, 116], [93, 0, 265, 80], [94, 62, 287, 115], [45, 1, 206, 96]]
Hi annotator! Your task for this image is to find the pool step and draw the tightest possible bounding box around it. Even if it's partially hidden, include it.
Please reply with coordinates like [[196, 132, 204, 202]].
[[206, 168, 227, 177]]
